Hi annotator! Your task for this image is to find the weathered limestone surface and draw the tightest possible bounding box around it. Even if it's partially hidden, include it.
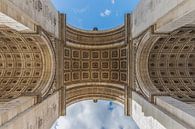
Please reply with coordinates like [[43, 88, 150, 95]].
[[189, 103, 195, 108], [132, 92, 193, 129], [0, 12, 29, 31], [131, 0, 195, 37], [155, 0, 195, 33], [0, 96, 37, 127], [132, 0, 184, 37], [0, 92, 60, 129], [0, 0, 59, 37], [155, 96, 195, 129]]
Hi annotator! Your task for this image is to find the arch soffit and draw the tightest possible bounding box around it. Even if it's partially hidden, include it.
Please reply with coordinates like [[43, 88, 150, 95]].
[[0, 26, 55, 101], [64, 25, 128, 105], [136, 26, 195, 101]]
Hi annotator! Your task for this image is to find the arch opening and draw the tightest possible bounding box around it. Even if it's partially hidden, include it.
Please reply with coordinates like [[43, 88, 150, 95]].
[[66, 83, 125, 107], [51, 100, 139, 129], [52, 0, 140, 30]]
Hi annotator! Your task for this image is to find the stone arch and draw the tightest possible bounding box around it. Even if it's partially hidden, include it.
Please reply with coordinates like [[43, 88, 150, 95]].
[[66, 25, 125, 45], [136, 28, 159, 100], [0, 26, 55, 101], [64, 25, 130, 108], [66, 83, 125, 107], [136, 27, 195, 102]]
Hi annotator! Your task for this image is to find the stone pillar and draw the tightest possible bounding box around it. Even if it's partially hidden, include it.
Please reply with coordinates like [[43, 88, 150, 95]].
[[132, 91, 192, 129], [155, 96, 195, 129], [0, 96, 37, 127], [155, 0, 195, 33], [0, 92, 60, 129], [124, 13, 132, 116], [57, 13, 66, 116]]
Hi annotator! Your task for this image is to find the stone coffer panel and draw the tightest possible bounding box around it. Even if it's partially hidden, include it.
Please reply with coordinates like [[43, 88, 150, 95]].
[[64, 45, 128, 85], [63, 25, 131, 107]]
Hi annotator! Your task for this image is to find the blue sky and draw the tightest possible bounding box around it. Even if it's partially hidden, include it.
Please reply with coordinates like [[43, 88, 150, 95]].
[[51, 100, 139, 129], [52, 0, 139, 30]]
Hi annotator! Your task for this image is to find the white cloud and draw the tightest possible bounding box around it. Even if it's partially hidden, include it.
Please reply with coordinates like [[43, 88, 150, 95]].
[[51, 100, 139, 129], [111, 0, 115, 4], [100, 9, 112, 17]]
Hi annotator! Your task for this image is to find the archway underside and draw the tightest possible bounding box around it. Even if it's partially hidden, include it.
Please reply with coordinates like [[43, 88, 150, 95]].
[[64, 25, 130, 107], [66, 84, 125, 107], [0, 26, 54, 101], [137, 27, 195, 102], [66, 25, 125, 45]]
